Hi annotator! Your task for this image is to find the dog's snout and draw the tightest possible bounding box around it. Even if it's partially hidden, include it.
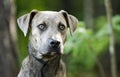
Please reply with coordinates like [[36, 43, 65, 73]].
[[49, 39, 60, 48]]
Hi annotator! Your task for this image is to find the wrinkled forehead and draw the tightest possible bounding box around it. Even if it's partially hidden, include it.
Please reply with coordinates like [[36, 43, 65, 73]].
[[32, 11, 67, 26]]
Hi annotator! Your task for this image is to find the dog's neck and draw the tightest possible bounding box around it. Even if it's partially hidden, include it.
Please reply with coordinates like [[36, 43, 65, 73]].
[[29, 55, 61, 77]]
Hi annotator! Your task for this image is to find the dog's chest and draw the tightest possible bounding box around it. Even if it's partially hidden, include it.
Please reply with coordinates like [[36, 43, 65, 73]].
[[30, 58, 62, 77]]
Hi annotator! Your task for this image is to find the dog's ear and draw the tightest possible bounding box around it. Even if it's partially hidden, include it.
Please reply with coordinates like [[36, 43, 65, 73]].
[[60, 10, 78, 35], [17, 10, 38, 37]]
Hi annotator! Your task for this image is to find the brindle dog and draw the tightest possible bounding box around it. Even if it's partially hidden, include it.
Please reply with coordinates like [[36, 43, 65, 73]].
[[17, 10, 78, 77]]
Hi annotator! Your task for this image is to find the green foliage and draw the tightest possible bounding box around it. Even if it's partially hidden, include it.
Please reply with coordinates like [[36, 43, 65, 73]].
[[64, 21, 109, 72], [112, 15, 120, 42], [64, 15, 120, 76], [94, 16, 107, 31]]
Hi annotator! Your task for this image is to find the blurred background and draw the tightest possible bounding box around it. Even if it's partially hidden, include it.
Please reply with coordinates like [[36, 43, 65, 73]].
[[0, 0, 120, 77]]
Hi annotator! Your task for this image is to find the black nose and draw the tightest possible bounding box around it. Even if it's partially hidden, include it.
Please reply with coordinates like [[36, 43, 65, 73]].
[[49, 39, 60, 48]]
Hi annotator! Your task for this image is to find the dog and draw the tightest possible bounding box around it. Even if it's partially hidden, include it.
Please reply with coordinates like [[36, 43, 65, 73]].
[[17, 10, 78, 77]]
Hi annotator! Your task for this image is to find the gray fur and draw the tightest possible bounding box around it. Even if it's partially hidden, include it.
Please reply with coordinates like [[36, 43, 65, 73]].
[[17, 10, 78, 77]]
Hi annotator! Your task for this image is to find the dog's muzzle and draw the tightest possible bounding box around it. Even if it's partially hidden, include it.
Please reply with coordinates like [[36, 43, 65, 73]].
[[42, 39, 61, 58]]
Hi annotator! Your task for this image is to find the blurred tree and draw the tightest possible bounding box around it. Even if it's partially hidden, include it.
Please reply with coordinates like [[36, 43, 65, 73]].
[[0, 0, 18, 77], [83, 0, 94, 29], [104, 0, 117, 77]]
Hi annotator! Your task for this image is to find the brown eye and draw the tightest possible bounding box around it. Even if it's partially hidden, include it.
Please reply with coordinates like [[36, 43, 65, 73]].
[[37, 23, 47, 31], [58, 23, 65, 31]]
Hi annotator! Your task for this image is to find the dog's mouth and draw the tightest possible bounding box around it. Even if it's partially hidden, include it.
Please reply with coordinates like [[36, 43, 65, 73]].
[[42, 46, 62, 59], [42, 52, 61, 59]]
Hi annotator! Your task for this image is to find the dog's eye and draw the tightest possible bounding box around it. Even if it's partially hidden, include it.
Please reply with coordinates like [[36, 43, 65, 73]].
[[58, 23, 65, 31], [37, 23, 47, 31]]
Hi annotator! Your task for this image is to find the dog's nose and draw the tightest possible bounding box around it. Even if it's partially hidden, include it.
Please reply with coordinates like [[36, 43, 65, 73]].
[[49, 39, 60, 48]]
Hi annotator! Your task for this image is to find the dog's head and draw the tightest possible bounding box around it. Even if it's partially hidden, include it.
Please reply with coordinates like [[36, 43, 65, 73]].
[[17, 10, 78, 59]]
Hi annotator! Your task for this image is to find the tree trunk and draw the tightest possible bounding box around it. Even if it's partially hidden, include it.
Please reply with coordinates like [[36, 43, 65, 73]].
[[104, 0, 117, 77], [83, 0, 94, 29], [0, 0, 18, 77]]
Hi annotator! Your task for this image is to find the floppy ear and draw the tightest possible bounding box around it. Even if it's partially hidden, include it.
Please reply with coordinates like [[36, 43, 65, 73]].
[[17, 10, 38, 37], [60, 10, 78, 35]]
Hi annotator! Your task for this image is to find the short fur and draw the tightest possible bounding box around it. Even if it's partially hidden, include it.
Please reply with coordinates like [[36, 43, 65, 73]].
[[17, 10, 78, 77]]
